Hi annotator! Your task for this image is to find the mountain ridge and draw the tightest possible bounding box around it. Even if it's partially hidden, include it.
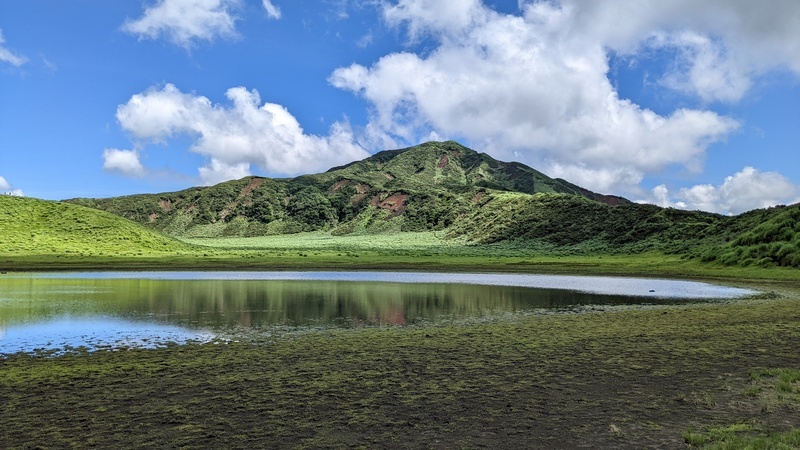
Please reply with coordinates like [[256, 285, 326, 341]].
[[61, 140, 800, 269], [67, 141, 629, 238]]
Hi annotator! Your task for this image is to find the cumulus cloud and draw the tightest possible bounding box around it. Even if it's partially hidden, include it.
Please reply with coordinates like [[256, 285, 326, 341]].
[[546, 164, 645, 196], [262, 0, 281, 19], [642, 167, 799, 215], [596, 0, 800, 102], [113, 83, 369, 185], [0, 176, 11, 191], [649, 31, 752, 103], [198, 159, 251, 185], [0, 176, 24, 196], [546, 0, 800, 102], [383, 0, 485, 38], [331, 0, 752, 195], [328, 0, 800, 199], [0, 29, 28, 66], [102, 149, 146, 177], [122, 0, 240, 47]]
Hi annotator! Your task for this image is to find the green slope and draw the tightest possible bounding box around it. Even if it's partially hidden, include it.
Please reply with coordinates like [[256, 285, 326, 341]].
[[67, 141, 628, 238], [63, 140, 800, 270], [448, 191, 722, 251], [322, 140, 624, 200], [0, 195, 192, 256], [447, 190, 800, 268], [694, 203, 800, 268]]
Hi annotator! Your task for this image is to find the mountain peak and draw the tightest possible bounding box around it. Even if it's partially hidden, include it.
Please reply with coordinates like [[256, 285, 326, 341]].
[[68, 140, 628, 237], [324, 141, 626, 203]]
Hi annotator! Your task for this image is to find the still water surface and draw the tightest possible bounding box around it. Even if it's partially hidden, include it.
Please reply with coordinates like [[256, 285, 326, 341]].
[[0, 272, 755, 354]]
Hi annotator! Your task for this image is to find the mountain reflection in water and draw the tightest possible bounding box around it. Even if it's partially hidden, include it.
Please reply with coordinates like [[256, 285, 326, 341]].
[[0, 272, 755, 354]]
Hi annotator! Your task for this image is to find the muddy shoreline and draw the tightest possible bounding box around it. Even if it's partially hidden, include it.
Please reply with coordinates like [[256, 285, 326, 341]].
[[3, 291, 800, 448]]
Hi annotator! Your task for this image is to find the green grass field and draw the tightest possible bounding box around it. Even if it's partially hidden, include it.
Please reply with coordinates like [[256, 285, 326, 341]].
[[5, 227, 800, 285], [4, 191, 800, 280]]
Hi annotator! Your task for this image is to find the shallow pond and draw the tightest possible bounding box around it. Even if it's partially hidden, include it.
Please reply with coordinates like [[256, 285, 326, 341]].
[[0, 271, 756, 355]]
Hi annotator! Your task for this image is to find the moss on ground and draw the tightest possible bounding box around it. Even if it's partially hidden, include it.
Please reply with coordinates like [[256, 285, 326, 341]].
[[682, 368, 800, 448], [3, 291, 800, 448]]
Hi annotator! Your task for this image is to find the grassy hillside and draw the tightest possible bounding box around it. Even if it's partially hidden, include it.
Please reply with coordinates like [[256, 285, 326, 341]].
[[68, 141, 628, 238], [448, 190, 800, 268], [694, 204, 800, 268], [60, 140, 800, 270], [1, 194, 798, 278], [0, 195, 193, 256]]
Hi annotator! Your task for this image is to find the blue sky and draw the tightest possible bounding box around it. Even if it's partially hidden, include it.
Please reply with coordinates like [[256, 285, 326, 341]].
[[1, 0, 798, 214]]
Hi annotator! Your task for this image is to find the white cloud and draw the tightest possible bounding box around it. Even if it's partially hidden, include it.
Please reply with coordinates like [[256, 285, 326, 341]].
[[649, 31, 752, 103], [642, 167, 799, 215], [572, 0, 800, 102], [355, 32, 373, 48], [328, 0, 800, 199], [546, 164, 644, 197], [383, 0, 485, 39], [113, 83, 370, 185], [0, 29, 28, 66], [0, 176, 24, 196], [262, 0, 281, 19], [647, 184, 673, 208], [330, 1, 744, 195], [712, 167, 798, 214], [102, 149, 146, 177], [198, 159, 251, 185], [41, 55, 58, 73], [122, 0, 240, 48]]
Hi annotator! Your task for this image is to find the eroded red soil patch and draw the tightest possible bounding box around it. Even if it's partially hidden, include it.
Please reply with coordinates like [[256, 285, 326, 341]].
[[330, 179, 351, 192], [351, 185, 372, 205], [373, 193, 409, 217], [215, 178, 268, 221], [240, 177, 265, 197]]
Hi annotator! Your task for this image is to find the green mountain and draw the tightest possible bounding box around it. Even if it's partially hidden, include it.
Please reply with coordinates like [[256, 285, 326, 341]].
[[448, 191, 800, 268], [66, 140, 800, 268], [0, 195, 191, 256], [68, 141, 628, 237]]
